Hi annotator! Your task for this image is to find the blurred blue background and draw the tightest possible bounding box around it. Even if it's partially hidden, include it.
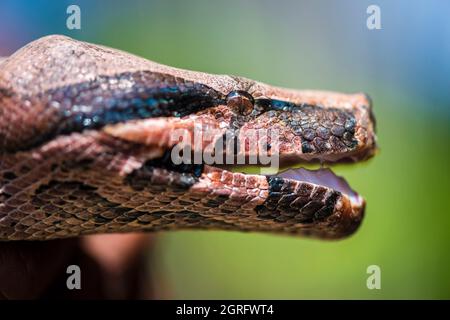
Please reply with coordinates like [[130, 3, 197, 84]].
[[1, 0, 449, 298]]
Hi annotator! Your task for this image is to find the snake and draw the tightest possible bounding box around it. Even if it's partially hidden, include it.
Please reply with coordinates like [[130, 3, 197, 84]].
[[0, 35, 377, 241]]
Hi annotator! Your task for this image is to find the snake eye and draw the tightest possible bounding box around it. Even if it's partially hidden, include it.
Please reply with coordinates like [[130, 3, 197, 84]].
[[226, 90, 254, 115]]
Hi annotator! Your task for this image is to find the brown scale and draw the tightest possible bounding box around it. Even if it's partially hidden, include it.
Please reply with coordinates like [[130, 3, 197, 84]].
[[0, 35, 376, 240], [0, 131, 361, 240]]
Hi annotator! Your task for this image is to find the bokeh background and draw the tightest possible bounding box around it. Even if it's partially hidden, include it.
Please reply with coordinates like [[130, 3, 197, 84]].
[[0, 0, 449, 299]]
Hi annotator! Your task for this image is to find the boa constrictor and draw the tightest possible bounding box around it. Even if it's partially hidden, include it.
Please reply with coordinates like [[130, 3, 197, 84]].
[[0, 35, 377, 241]]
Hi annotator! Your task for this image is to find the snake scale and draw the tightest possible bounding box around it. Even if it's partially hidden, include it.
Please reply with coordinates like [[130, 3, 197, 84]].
[[0, 35, 377, 241]]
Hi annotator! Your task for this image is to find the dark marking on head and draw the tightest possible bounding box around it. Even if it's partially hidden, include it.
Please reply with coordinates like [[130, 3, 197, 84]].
[[125, 150, 203, 191], [6, 71, 225, 152], [267, 176, 285, 193], [2, 171, 17, 180], [252, 99, 358, 154], [256, 176, 341, 224], [149, 149, 204, 177]]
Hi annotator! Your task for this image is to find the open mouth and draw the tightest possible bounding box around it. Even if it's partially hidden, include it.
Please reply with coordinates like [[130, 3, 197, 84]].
[[182, 158, 370, 239], [99, 84, 377, 238], [273, 167, 363, 206], [0, 35, 378, 241], [107, 94, 376, 238]]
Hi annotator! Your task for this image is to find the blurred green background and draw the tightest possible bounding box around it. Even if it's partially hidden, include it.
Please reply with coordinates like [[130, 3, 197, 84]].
[[1, 0, 449, 299]]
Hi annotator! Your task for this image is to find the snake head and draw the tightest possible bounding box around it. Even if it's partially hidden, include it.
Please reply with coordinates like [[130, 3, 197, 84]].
[[0, 35, 378, 240], [222, 85, 377, 165]]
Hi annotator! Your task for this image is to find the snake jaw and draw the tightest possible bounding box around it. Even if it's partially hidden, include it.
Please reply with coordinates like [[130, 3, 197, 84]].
[[259, 167, 366, 239], [187, 164, 365, 239], [0, 35, 377, 240], [274, 167, 361, 204], [272, 167, 366, 232]]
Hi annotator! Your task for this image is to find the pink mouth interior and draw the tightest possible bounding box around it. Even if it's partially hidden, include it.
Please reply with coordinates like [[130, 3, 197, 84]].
[[275, 167, 361, 204]]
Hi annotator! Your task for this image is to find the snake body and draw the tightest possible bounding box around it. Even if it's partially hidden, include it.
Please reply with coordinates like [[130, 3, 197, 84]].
[[0, 35, 377, 240]]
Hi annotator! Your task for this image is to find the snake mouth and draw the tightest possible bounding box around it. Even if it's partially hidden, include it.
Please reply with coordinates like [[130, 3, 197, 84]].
[[272, 167, 363, 207]]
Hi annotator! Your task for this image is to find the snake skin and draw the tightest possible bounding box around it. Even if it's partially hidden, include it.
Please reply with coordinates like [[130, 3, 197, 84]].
[[0, 35, 377, 240]]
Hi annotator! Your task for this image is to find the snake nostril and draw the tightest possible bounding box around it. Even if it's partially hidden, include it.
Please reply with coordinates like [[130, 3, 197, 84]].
[[226, 90, 254, 115]]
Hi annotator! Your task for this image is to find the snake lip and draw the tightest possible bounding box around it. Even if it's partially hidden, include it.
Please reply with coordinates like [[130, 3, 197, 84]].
[[272, 167, 363, 207]]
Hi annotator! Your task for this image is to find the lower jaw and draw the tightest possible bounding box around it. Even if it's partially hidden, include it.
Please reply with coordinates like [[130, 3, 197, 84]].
[[222, 163, 363, 206], [211, 167, 366, 232], [272, 167, 363, 206]]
